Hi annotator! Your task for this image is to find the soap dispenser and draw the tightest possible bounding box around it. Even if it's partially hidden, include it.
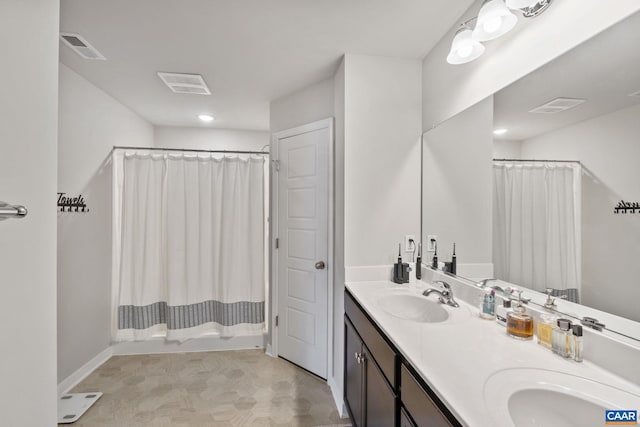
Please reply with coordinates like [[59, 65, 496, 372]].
[[506, 291, 534, 340]]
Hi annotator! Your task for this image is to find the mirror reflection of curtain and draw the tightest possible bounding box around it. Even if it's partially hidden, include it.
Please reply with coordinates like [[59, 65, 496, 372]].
[[114, 152, 266, 341], [493, 161, 581, 300]]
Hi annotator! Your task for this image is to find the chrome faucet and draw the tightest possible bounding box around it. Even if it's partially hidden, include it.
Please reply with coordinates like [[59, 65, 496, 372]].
[[476, 278, 497, 288], [476, 278, 519, 300], [423, 280, 459, 308]]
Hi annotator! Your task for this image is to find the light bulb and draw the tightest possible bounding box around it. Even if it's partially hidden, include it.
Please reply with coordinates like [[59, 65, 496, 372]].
[[483, 16, 502, 34], [458, 45, 473, 58]]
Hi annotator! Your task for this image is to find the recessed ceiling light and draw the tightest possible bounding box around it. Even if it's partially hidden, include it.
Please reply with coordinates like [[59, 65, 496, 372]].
[[493, 128, 508, 135], [198, 114, 215, 123]]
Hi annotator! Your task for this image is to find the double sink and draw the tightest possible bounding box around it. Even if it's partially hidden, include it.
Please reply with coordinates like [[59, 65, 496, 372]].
[[370, 284, 640, 427]]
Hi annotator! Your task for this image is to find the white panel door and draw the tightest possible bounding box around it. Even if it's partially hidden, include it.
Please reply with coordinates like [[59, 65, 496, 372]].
[[276, 122, 330, 379]]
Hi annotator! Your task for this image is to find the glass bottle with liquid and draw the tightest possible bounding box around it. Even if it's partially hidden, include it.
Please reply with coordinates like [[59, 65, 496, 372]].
[[506, 291, 533, 340], [570, 324, 583, 362], [552, 319, 573, 358], [536, 312, 558, 349]]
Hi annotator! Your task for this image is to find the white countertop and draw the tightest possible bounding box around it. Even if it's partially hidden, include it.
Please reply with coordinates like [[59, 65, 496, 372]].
[[345, 279, 640, 427]]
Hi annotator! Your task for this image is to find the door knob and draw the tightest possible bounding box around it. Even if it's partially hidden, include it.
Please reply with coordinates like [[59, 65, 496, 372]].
[[315, 261, 326, 270]]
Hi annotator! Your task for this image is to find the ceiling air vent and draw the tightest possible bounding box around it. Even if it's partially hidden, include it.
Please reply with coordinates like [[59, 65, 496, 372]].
[[60, 33, 106, 60], [528, 97, 587, 114], [157, 72, 211, 95]]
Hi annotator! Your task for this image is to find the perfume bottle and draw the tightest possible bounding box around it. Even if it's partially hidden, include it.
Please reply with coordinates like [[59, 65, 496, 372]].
[[552, 319, 573, 358], [479, 289, 496, 319], [495, 298, 512, 327], [536, 312, 558, 349], [506, 291, 533, 340], [570, 324, 583, 362]]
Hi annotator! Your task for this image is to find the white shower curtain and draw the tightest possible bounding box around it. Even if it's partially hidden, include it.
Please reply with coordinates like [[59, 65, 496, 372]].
[[113, 152, 266, 341], [493, 161, 581, 297]]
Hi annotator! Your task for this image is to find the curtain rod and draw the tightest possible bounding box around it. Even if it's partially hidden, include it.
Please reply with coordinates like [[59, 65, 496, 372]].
[[493, 158, 581, 164], [112, 146, 270, 155]]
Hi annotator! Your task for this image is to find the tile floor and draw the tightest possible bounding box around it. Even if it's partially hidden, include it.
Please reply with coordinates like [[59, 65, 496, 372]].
[[65, 349, 349, 427]]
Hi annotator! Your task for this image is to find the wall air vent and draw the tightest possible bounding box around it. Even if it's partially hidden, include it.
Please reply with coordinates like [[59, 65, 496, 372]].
[[528, 97, 587, 114], [60, 33, 106, 60], [157, 72, 211, 95], [628, 90, 640, 98]]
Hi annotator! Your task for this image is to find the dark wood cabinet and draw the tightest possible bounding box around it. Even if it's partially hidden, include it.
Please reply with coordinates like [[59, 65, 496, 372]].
[[400, 363, 452, 427], [345, 319, 365, 427], [345, 317, 396, 427], [345, 289, 460, 427]]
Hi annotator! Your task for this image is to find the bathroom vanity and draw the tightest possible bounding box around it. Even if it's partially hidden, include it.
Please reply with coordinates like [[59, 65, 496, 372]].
[[344, 290, 456, 427], [343, 270, 640, 427]]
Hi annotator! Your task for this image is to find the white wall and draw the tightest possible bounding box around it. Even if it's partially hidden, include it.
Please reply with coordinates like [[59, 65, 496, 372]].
[[331, 58, 346, 407], [344, 54, 422, 266], [0, 0, 59, 424], [270, 77, 335, 133], [154, 126, 269, 151], [422, 0, 640, 130], [423, 97, 494, 270], [493, 139, 522, 159], [520, 103, 640, 322], [58, 64, 154, 382]]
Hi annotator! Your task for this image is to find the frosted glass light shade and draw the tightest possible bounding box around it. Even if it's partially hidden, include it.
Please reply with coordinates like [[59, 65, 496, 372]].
[[505, 0, 541, 9], [447, 27, 485, 65], [472, 0, 518, 42]]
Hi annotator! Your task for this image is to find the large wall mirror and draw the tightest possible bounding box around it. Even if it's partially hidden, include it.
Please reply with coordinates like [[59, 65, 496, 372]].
[[422, 10, 640, 341]]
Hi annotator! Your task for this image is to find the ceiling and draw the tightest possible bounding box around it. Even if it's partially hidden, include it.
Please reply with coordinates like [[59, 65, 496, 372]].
[[494, 10, 640, 142], [60, 0, 474, 130]]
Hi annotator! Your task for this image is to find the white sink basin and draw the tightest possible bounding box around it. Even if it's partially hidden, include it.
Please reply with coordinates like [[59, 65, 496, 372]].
[[484, 368, 640, 427], [377, 293, 449, 323]]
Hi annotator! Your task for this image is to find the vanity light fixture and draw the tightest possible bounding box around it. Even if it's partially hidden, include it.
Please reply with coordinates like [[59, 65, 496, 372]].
[[493, 128, 508, 135], [197, 114, 215, 123], [472, 0, 518, 42], [505, 0, 540, 9], [447, 0, 553, 65], [447, 26, 486, 65]]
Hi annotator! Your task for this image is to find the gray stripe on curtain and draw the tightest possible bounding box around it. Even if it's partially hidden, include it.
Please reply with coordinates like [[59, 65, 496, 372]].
[[118, 300, 265, 330]]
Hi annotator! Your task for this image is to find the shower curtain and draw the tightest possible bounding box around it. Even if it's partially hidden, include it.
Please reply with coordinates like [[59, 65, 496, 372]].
[[113, 152, 266, 341], [493, 161, 581, 299]]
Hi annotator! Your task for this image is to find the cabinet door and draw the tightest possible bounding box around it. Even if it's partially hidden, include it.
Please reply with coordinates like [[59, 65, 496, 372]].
[[364, 345, 396, 427], [400, 408, 417, 427], [401, 364, 452, 427], [345, 318, 364, 427]]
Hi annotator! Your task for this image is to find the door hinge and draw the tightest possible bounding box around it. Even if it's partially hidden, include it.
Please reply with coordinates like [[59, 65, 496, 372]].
[[275, 238, 279, 249], [272, 159, 280, 172], [275, 315, 279, 327]]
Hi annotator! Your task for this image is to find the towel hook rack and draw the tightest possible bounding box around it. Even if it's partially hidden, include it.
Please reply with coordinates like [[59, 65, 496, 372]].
[[0, 201, 28, 221]]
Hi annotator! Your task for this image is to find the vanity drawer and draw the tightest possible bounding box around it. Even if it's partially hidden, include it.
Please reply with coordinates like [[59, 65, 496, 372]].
[[401, 364, 452, 427], [345, 291, 397, 389]]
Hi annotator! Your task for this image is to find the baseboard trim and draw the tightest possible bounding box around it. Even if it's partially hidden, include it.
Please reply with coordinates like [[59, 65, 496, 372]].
[[112, 333, 266, 356], [58, 346, 113, 396], [328, 376, 347, 418]]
